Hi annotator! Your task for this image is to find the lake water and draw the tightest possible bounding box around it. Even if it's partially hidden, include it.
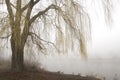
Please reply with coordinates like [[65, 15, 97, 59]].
[[41, 56, 120, 80], [0, 53, 120, 80]]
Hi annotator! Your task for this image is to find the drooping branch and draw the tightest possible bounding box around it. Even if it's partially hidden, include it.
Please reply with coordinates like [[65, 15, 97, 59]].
[[29, 32, 44, 50], [22, 3, 60, 46], [29, 32, 59, 52], [102, 0, 113, 25], [0, 15, 10, 39], [30, 4, 60, 25]]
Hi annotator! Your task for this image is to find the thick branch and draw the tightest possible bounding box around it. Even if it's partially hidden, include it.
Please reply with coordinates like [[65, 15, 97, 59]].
[[15, 0, 22, 18], [33, 0, 40, 5], [22, 2, 30, 12], [21, 0, 40, 46], [5, 0, 14, 26], [13, 0, 22, 33], [30, 4, 60, 24], [22, 0, 40, 12]]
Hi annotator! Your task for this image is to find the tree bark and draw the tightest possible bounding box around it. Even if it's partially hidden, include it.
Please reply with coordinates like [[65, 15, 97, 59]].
[[10, 35, 24, 71]]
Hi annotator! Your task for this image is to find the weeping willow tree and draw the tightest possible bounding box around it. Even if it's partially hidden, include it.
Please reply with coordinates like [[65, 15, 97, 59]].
[[0, 0, 113, 71]]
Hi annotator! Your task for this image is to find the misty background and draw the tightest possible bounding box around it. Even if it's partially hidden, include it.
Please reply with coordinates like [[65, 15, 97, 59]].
[[0, 0, 120, 80]]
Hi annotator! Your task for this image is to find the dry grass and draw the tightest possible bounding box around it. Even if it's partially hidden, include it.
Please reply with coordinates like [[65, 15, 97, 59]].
[[0, 59, 101, 80], [0, 69, 101, 80]]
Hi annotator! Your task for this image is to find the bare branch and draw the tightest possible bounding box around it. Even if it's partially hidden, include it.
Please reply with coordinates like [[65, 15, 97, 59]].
[[29, 32, 45, 49], [10, 2, 16, 9], [22, 1, 32, 12], [22, 2, 30, 12], [0, 18, 10, 37], [29, 32, 59, 52], [22, 0, 40, 12], [30, 4, 60, 24], [33, 0, 40, 5], [5, 0, 14, 26], [0, 34, 11, 39], [21, 0, 39, 45]]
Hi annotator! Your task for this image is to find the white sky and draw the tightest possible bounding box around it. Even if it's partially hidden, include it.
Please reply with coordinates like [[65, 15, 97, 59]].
[[88, 0, 120, 59]]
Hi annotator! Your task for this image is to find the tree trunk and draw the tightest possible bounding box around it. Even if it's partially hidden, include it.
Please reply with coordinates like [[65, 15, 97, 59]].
[[11, 35, 24, 71]]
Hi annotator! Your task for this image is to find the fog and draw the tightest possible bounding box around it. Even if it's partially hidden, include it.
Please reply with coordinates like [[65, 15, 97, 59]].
[[40, 0, 120, 80], [0, 0, 120, 80]]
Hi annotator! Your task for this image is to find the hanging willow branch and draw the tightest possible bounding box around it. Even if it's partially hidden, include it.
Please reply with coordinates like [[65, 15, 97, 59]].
[[0, 0, 114, 59], [102, 0, 113, 25]]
